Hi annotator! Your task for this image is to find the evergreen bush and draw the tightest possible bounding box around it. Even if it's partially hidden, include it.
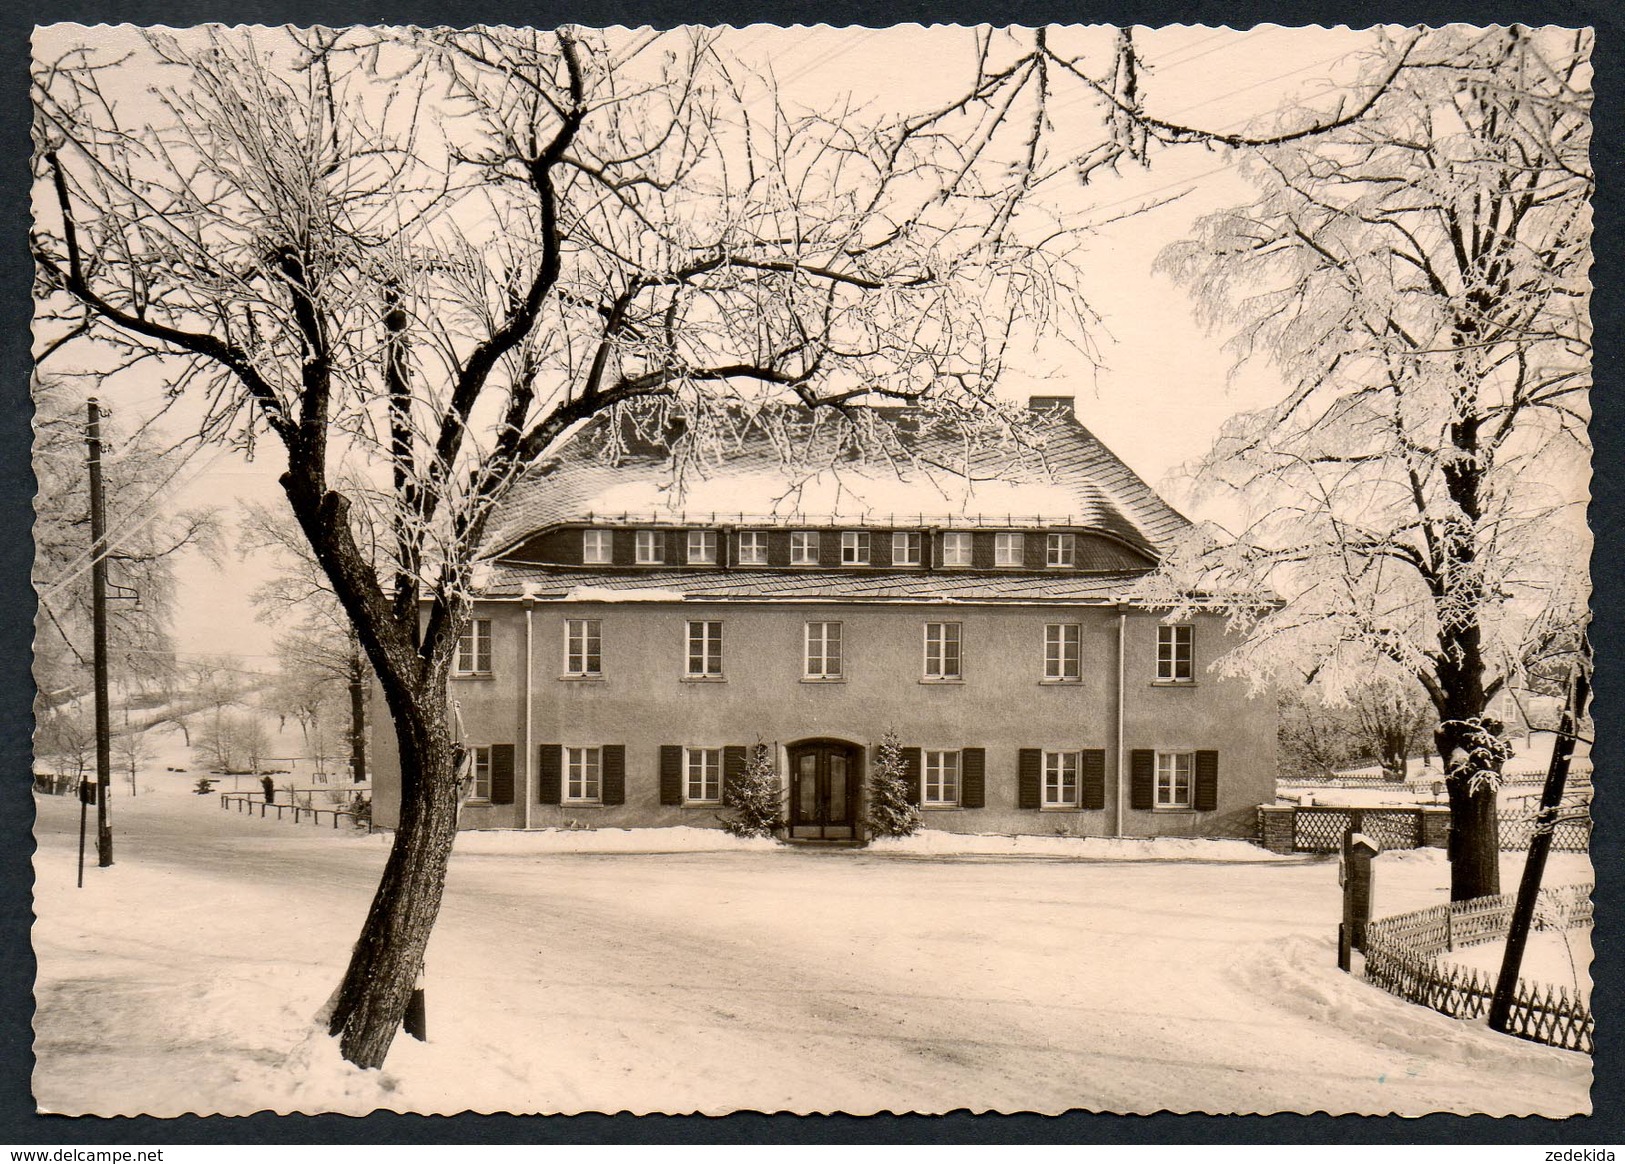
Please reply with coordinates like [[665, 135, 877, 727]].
[[867, 730, 921, 837], [723, 743, 782, 838]]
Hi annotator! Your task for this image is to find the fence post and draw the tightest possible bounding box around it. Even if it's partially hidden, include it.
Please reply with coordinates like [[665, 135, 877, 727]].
[[1339, 831, 1380, 971]]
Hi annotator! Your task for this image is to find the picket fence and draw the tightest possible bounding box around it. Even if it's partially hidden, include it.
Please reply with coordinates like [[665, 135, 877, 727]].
[[1362, 883, 1594, 1054]]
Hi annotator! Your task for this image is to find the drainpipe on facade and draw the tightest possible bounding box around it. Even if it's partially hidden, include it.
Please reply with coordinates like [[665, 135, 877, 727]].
[[522, 592, 535, 829], [1114, 602, 1129, 838]]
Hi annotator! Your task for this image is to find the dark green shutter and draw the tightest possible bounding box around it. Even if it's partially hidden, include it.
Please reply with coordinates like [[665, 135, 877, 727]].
[[723, 745, 747, 800], [900, 747, 922, 805], [602, 745, 626, 805], [537, 744, 562, 804], [659, 745, 684, 805], [1194, 750, 1219, 812], [1130, 749, 1155, 810], [1017, 748, 1042, 810], [1080, 749, 1106, 810], [489, 743, 515, 805], [960, 748, 985, 808], [972, 532, 995, 569]]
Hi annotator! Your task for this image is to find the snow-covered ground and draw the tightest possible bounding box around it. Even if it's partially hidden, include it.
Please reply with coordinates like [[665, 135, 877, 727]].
[[32, 762, 1592, 1118]]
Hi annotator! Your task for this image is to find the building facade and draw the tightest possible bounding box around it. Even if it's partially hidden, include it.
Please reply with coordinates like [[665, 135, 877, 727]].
[[371, 401, 1277, 841]]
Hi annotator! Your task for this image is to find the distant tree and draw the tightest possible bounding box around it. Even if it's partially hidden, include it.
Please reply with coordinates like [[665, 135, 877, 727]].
[[193, 711, 270, 774], [37, 704, 94, 783], [867, 732, 922, 838], [722, 744, 782, 839], [1152, 27, 1591, 900], [113, 714, 155, 795]]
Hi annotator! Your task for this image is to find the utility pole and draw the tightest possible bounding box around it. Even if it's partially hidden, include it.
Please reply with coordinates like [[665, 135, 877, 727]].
[[88, 398, 114, 867], [1488, 644, 1590, 1034]]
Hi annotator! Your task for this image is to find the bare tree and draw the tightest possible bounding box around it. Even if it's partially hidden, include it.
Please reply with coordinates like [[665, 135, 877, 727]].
[[1151, 27, 1592, 900]]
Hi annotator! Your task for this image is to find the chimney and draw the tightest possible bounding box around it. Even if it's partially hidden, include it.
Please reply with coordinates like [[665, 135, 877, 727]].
[[1028, 395, 1075, 416]]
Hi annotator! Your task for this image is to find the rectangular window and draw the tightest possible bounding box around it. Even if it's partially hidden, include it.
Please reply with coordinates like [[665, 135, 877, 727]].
[[582, 529, 612, 564], [941, 532, 973, 566], [685, 747, 722, 803], [1047, 532, 1076, 567], [455, 618, 492, 675], [840, 531, 870, 565], [1157, 624, 1194, 682], [1156, 751, 1194, 808], [994, 532, 1023, 567], [566, 746, 602, 802], [924, 750, 960, 806], [892, 531, 922, 566], [565, 619, 602, 677], [804, 621, 843, 679], [791, 530, 820, 565], [1044, 623, 1082, 681], [1043, 751, 1079, 807], [635, 530, 665, 564], [687, 530, 718, 565], [923, 622, 962, 680], [469, 746, 492, 801], [738, 531, 768, 565], [686, 620, 723, 677]]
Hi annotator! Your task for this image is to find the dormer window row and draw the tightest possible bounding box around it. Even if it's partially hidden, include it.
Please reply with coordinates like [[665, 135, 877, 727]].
[[570, 527, 1108, 570]]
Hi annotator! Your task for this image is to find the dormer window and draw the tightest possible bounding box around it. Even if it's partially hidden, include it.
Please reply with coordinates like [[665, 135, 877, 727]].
[[738, 531, 768, 565], [1047, 533, 1076, 567], [841, 531, 870, 565], [687, 530, 717, 565], [583, 529, 612, 565], [994, 532, 1023, 567], [941, 532, 973, 567], [892, 532, 922, 566], [635, 530, 665, 565], [790, 531, 820, 565]]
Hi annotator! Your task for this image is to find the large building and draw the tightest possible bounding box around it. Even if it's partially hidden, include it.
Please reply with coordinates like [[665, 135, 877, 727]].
[[371, 399, 1276, 841]]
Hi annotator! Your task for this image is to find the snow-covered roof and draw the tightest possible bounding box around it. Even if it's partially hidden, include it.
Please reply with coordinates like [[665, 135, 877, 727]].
[[482, 405, 1190, 561], [479, 564, 1143, 604]]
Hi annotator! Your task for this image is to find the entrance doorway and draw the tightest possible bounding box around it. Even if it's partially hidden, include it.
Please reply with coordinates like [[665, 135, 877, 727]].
[[788, 740, 859, 840]]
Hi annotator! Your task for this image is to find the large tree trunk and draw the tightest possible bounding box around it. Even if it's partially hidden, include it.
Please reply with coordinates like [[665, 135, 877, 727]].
[[326, 678, 460, 1067], [1434, 639, 1503, 902], [348, 648, 368, 784]]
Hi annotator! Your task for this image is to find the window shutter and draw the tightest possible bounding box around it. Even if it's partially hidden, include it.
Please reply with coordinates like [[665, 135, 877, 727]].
[[1194, 750, 1219, 812], [972, 532, 995, 569], [601, 745, 626, 805], [1130, 749, 1155, 810], [659, 745, 684, 805], [875, 533, 894, 567], [768, 530, 791, 566], [899, 746, 922, 805], [1080, 749, 1106, 810], [1017, 748, 1041, 810], [723, 745, 747, 800], [960, 748, 986, 808], [611, 529, 634, 567], [537, 744, 562, 804], [819, 532, 841, 568], [489, 744, 516, 805]]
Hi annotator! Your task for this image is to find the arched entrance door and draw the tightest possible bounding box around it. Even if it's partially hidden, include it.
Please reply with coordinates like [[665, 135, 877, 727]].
[[787, 739, 859, 840]]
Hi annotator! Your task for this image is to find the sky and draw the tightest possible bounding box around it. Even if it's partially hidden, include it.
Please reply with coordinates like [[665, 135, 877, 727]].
[[33, 23, 1390, 667]]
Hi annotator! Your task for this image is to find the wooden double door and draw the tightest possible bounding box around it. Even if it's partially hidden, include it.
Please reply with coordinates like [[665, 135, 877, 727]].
[[788, 740, 859, 840]]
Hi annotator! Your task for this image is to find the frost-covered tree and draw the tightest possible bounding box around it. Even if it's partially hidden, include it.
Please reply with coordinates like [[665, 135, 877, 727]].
[[867, 731, 921, 838], [721, 744, 780, 839], [1153, 27, 1592, 900]]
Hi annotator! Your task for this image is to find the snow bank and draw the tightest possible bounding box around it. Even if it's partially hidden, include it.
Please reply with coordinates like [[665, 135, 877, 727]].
[[562, 585, 689, 602], [453, 825, 778, 854], [866, 830, 1296, 861]]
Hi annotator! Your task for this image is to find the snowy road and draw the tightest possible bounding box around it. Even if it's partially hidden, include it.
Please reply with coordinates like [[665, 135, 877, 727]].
[[31, 785, 1592, 1117]]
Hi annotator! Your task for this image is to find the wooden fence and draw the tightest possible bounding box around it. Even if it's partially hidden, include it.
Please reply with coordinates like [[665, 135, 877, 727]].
[[1362, 883, 1594, 1053], [221, 789, 366, 830], [1286, 805, 1589, 854]]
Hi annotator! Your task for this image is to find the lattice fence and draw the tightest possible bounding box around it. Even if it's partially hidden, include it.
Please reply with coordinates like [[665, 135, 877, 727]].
[[1293, 808, 1423, 852], [1362, 883, 1594, 1054], [1497, 810, 1592, 853]]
